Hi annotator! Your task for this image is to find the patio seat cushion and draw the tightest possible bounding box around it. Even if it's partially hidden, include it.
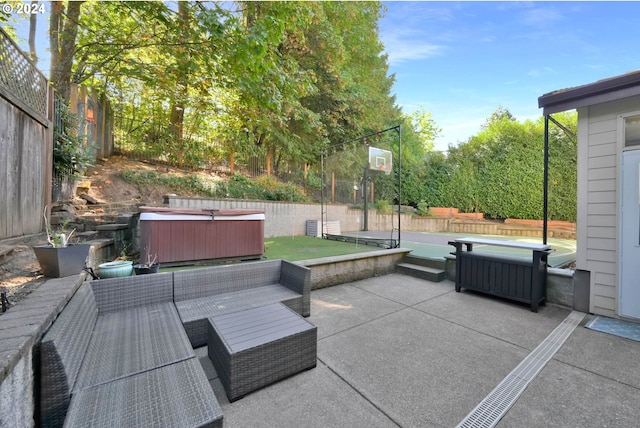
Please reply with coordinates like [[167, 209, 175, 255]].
[[73, 302, 194, 391], [175, 284, 304, 348], [90, 271, 174, 313], [173, 259, 311, 316], [39, 274, 206, 428], [64, 358, 223, 428], [173, 260, 282, 300], [207, 303, 317, 401], [40, 283, 98, 427]]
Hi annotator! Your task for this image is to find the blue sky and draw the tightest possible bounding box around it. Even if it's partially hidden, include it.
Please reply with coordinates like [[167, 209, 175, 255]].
[[379, 1, 640, 151]]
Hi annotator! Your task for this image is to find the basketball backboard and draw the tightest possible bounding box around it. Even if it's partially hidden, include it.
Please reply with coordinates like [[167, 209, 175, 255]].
[[368, 146, 392, 175]]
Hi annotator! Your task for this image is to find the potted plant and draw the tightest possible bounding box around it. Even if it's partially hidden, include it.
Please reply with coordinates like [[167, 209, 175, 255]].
[[33, 208, 91, 278], [133, 249, 159, 275], [97, 244, 133, 278]]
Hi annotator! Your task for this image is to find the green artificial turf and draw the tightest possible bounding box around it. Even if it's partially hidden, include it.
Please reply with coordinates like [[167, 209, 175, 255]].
[[159, 235, 380, 273], [263, 236, 379, 261]]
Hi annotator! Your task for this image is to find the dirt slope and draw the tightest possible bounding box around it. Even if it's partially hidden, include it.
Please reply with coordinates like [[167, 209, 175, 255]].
[[0, 156, 187, 309], [84, 156, 188, 206]]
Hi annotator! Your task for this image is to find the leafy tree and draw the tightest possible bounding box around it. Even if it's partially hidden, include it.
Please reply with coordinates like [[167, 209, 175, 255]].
[[474, 115, 543, 219], [446, 141, 484, 213], [421, 151, 450, 208], [546, 111, 577, 221], [36, 1, 408, 186], [410, 108, 440, 152], [484, 105, 516, 128], [50, 1, 84, 102], [430, 107, 577, 221]]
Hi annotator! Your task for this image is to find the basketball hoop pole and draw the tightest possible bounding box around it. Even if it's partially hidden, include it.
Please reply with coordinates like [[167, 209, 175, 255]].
[[397, 125, 402, 248], [363, 167, 369, 231], [319, 125, 402, 244]]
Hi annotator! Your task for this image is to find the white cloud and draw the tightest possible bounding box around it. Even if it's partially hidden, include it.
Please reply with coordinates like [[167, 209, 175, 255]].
[[527, 67, 555, 78], [381, 31, 445, 65], [519, 7, 564, 27]]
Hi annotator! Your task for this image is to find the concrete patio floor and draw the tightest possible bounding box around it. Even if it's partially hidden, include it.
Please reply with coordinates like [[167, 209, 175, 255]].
[[196, 273, 640, 427]]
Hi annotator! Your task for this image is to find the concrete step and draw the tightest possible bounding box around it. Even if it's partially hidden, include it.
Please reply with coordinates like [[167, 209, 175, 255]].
[[86, 239, 116, 267], [0, 246, 15, 265], [396, 263, 446, 282], [402, 255, 446, 270]]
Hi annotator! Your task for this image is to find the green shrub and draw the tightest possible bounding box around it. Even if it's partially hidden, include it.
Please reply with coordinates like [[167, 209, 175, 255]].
[[375, 200, 392, 215], [416, 200, 429, 216], [123, 170, 311, 203]]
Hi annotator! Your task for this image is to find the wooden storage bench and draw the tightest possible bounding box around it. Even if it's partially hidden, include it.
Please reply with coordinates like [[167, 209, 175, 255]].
[[449, 237, 552, 312]]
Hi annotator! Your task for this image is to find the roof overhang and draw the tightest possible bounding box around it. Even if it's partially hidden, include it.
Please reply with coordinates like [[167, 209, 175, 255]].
[[538, 69, 640, 115]]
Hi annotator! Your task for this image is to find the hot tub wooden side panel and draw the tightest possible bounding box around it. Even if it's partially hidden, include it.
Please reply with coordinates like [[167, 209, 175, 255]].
[[140, 218, 264, 264]]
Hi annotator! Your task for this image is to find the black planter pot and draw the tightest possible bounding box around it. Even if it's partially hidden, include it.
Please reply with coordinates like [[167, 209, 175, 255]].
[[33, 244, 91, 278], [133, 263, 160, 275]]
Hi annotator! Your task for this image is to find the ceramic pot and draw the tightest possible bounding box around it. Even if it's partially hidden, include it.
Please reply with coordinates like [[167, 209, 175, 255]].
[[98, 260, 133, 278], [133, 263, 160, 275]]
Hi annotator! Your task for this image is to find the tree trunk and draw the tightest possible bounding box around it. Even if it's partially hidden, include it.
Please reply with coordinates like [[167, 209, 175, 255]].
[[169, 1, 190, 167], [28, 1, 38, 64], [49, 1, 84, 102]]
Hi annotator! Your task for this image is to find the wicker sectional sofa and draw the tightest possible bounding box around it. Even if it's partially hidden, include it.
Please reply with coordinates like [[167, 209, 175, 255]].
[[173, 259, 311, 347], [38, 259, 312, 427]]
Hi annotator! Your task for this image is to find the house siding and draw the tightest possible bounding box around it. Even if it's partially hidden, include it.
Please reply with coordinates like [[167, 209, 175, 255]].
[[578, 94, 640, 317]]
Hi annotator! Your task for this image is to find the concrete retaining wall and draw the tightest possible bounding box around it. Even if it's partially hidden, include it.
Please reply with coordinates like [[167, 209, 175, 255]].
[[164, 196, 575, 239], [546, 267, 575, 308], [0, 274, 86, 428], [299, 248, 411, 289]]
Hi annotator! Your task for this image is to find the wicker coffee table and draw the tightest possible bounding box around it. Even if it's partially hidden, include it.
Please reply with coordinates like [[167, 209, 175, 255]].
[[207, 303, 317, 401]]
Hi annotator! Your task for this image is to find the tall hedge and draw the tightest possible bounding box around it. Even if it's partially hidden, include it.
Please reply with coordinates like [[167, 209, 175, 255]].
[[420, 110, 577, 222]]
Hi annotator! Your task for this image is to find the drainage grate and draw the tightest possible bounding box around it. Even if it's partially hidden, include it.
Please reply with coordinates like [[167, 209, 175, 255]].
[[457, 310, 585, 428]]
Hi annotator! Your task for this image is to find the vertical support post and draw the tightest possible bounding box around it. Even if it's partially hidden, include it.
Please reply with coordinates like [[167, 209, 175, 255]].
[[397, 125, 402, 247], [320, 151, 325, 238], [371, 181, 375, 204], [449, 241, 463, 292], [543, 115, 550, 245], [44, 86, 54, 229], [331, 172, 335, 204], [266, 148, 272, 176], [353, 180, 357, 204], [363, 167, 369, 231], [530, 249, 549, 313]]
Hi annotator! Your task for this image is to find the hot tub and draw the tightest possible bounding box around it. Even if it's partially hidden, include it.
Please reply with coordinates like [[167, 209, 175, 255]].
[[139, 207, 265, 264]]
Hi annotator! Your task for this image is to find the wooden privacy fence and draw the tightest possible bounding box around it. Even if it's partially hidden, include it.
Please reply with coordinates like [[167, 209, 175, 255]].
[[0, 27, 53, 240], [69, 84, 114, 160]]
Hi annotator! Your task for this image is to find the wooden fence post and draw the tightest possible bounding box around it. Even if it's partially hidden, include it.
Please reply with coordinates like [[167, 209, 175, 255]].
[[332, 172, 335, 204], [266, 148, 272, 176]]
